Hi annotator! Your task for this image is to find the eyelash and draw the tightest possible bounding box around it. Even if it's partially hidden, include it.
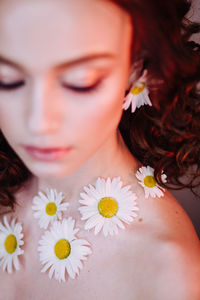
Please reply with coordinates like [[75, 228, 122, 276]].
[[61, 78, 103, 94], [0, 79, 103, 94], [0, 80, 25, 90]]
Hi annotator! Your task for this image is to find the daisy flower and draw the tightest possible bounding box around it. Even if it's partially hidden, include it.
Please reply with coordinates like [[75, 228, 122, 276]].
[[38, 218, 92, 282], [136, 166, 167, 198], [32, 188, 69, 229], [0, 216, 24, 274], [78, 177, 139, 237], [123, 70, 152, 113]]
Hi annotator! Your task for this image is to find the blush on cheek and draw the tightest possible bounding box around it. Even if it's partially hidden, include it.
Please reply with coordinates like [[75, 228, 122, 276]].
[[88, 97, 121, 126], [80, 94, 123, 144]]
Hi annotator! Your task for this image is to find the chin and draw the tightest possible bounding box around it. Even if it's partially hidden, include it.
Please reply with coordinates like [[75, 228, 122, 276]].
[[27, 162, 78, 179]]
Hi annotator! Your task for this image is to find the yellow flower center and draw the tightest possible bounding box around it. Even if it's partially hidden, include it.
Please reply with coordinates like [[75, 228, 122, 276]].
[[54, 239, 71, 260], [144, 176, 157, 188], [45, 202, 57, 216], [4, 234, 17, 254], [98, 197, 118, 218], [131, 82, 146, 95]]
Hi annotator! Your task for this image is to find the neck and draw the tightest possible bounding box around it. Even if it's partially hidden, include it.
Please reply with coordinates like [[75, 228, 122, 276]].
[[33, 129, 138, 203]]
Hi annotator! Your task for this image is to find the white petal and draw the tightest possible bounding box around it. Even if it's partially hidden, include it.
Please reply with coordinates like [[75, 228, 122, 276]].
[[102, 221, 111, 237], [13, 255, 20, 271], [84, 214, 103, 230], [7, 258, 13, 274], [122, 93, 132, 110], [48, 264, 56, 279], [94, 221, 104, 235], [66, 259, 76, 279], [111, 216, 125, 229]]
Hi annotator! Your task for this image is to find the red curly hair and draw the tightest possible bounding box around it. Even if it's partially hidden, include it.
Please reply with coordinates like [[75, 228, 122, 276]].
[[0, 0, 200, 209]]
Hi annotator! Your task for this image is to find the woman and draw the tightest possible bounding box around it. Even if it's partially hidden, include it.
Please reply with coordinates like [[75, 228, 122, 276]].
[[0, 0, 199, 298]]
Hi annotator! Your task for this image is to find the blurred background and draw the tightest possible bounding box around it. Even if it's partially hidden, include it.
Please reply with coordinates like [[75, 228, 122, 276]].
[[171, 0, 200, 238]]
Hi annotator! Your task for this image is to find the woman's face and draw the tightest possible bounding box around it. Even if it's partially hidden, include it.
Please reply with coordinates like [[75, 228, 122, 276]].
[[0, 0, 133, 178]]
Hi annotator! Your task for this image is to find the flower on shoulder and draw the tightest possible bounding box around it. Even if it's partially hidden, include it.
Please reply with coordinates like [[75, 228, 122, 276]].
[[38, 218, 92, 282], [0, 216, 24, 274], [136, 166, 167, 198], [32, 188, 69, 229], [78, 177, 139, 237]]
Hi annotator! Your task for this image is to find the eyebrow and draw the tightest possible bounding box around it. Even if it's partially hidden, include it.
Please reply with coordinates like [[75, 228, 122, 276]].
[[0, 53, 116, 72]]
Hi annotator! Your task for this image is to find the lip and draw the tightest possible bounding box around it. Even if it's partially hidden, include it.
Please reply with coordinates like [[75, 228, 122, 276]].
[[23, 145, 72, 161]]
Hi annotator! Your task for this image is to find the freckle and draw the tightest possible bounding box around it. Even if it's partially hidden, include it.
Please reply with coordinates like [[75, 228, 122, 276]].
[[138, 218, 143, 222]]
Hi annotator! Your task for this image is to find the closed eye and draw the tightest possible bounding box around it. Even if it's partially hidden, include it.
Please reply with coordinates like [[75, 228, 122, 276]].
[[0, 78, 104, 93], [0, 80, 25, 90], [62, 79, 103, 93]]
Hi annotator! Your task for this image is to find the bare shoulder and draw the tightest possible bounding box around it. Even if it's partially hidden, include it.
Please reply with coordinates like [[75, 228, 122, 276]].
[[134, 185, 199, 242], [128, 189, 200, 299]]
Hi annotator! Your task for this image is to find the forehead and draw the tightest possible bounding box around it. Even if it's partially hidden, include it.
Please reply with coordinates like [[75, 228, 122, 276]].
[[0, 0, 132, 73]]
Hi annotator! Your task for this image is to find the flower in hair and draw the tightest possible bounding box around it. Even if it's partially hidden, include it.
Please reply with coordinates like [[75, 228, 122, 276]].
[[123, 70, 152, 113], [38, 218, 92, 282], [32, 188, 69, 229], [136, 166, 167, 198], [0, 216, 24, 273], [78, 177, 139, 237]]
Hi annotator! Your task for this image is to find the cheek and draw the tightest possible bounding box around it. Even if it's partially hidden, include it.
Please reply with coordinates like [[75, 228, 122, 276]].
[[72, 88, 124, 145], [0, 100, 22, 144]]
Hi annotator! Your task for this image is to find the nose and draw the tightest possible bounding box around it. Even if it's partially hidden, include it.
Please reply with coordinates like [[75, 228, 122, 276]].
[[27, 78, 62, 134]]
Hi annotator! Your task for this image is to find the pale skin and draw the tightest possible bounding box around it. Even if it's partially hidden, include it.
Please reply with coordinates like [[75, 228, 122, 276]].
[[0, 0, 199, 299]]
